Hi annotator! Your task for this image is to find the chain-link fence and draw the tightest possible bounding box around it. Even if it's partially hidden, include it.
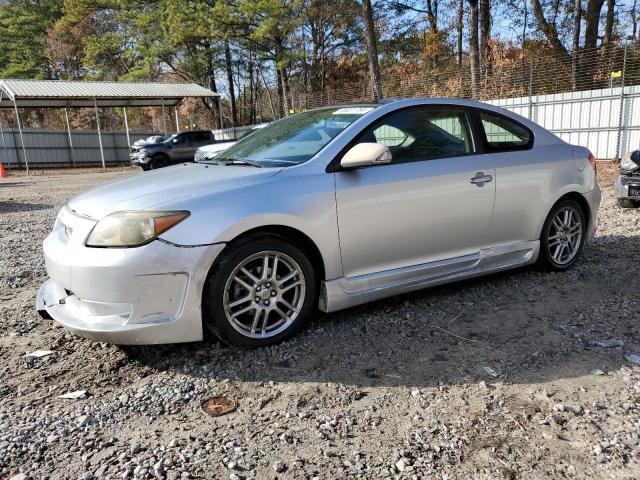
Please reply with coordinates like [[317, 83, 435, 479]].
[[300, 45, 637, 109]]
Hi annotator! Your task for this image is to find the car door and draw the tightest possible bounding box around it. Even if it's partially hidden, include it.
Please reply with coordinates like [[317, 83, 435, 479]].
[[334, 106, 496, 279], [169, 133, 191, 162], [474, 110, 540, 248]]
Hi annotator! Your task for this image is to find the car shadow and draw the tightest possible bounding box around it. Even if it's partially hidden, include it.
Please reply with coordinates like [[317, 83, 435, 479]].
[[0, 202, 53, 213], [122, 234, 639, 388]]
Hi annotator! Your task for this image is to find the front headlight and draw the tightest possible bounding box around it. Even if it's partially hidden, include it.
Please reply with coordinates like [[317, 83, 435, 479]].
[[86, 210, 190, 247], [621, 150, 640, 171]]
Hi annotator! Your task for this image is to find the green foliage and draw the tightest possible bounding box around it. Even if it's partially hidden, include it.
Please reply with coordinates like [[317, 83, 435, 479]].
[[0, 0, 63, 78]]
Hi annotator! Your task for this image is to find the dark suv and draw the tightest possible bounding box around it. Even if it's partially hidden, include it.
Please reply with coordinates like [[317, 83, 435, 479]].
[[130, 130, 216, 170]]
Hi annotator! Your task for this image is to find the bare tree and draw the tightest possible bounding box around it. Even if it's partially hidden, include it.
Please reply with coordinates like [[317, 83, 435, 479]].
[[632, 0, 638, 42], [362, 0, 383, 99], [456, 0, 464, 66], [572, 0, 582, 89], [584, 0, 605, 49], [603, 0, 615, 45], [479, 0, 490, 75], [467, 0, 479, 97], [531, 0, 570, 59], [224, 41, 238, 128]]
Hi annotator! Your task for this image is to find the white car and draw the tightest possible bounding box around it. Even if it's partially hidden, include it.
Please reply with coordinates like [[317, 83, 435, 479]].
[[195, 123, 269, 162], [37, 99, 600, 347]]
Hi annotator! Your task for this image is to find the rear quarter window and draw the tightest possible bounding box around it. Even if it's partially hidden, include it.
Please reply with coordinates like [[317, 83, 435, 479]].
[[479, 112, 532, 152]]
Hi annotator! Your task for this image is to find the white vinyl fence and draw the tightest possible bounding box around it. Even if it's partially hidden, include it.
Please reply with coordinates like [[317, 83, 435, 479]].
[[489, 85, 640, 160]]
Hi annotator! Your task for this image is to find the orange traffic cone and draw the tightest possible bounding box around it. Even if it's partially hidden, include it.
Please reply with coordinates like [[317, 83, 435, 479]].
[[0, 161, 6, 178]]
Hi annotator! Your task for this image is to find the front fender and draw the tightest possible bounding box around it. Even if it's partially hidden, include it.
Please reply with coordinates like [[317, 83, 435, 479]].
[[158, 163, 343, 280]]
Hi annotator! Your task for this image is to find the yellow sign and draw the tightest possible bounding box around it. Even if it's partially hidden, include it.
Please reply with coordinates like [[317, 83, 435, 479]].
[[611, 70, 622, 78]]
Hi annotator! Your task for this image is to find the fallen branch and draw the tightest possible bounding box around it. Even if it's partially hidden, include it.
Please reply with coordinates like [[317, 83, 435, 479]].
[[431, 325, 478, 343]]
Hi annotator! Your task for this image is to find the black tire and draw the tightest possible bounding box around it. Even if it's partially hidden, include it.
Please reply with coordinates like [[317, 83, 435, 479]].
[[202, 233, 317, 347], [537, 198, 587, 271], [149, 154, 170, 170], [617, 198, 640, 208]]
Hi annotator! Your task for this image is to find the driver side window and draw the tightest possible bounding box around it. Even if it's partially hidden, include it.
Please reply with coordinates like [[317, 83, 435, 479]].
[[356, 107, 475, 164]]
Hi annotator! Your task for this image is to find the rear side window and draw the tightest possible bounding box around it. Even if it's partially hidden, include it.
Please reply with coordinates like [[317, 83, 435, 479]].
[[479, 112, 532, 151], [355, 107, 475, 164]]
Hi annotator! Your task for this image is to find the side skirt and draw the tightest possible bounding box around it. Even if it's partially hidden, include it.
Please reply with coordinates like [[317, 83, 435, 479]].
[[319, 240, 539, 313]]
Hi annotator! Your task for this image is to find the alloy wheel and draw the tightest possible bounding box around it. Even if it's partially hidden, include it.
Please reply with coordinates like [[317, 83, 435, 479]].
[[547, 206, 583, 265], [222, 251, 306, 339]]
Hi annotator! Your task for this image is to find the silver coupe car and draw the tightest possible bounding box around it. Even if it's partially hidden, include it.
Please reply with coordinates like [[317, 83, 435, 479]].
[[36, 98, 601, 347]]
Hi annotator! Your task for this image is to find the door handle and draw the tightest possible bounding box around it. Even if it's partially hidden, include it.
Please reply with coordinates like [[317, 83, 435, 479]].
[[470, 172, 493, 186]]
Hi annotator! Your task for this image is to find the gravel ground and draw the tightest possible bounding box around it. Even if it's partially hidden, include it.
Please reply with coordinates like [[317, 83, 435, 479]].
[[1, 167, 639, 480]]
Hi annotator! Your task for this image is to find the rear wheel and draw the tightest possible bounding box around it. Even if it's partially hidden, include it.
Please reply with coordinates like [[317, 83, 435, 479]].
[[617, 198, 640, 208], [149, 154, 170, 169], [537, 198, 586, 271], [202, 234, 316, 347]]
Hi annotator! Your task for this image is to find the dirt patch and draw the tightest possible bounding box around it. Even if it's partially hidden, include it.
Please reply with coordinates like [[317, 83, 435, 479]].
[[1, 169, 639, 479]]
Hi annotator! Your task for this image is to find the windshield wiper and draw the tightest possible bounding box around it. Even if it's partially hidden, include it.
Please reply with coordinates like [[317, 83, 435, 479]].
[[216, 157, 263, 168]]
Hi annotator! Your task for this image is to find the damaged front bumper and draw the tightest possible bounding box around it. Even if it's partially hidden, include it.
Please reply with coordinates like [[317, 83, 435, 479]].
[[36, 206, 225, 345]]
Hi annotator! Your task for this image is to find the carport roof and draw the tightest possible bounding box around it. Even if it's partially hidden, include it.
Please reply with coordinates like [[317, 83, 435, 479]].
[[0, 79, 219, 108]]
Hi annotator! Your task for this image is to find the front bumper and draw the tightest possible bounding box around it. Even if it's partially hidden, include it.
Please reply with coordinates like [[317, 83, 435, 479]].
[[614, 172, 640, 199], [36, 206, 225, 344], [129, 154, 151, 166]]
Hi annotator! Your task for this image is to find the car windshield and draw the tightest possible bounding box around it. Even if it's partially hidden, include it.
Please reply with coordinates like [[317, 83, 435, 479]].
[[214, 107, 375, 167], [162, 133, 178, 143]]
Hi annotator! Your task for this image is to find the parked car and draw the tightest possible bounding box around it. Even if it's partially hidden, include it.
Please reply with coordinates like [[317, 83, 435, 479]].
[[614, 149, 640, 208], [194, 123, 269, 163], [37, 98, 601, 347], [130, 130, 216, 170]]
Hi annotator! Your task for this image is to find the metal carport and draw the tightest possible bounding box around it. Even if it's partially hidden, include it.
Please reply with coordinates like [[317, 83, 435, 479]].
[[0, 79, 219, 173]]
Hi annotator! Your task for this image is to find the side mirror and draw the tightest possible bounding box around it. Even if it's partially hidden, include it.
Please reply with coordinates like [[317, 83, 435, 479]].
[[172, 138, 179, 144], [340, 143, 392, 169]]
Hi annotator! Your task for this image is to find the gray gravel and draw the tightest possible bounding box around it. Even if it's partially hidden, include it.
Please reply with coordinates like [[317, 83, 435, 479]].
[[1, 169, 639, 479]]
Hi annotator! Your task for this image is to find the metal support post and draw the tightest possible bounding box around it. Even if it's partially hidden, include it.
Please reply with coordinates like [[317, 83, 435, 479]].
[[94, 97, 105, 170], [123, 107, 131, 149], [0, 90, 10, 170], [64, 108, 75, 166], [161, 98, 167, 135], [616, 46, 628, 160], [174, 107, 180, 132], [13, 98, 28, 174]]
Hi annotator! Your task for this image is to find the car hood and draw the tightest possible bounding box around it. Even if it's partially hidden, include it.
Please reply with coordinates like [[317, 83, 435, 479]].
[[198, 141, 236, 153], [68, 163, 280, 219]]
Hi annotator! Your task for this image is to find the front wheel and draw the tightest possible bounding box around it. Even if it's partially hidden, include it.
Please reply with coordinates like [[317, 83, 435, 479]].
[[202, 234, 317, 347], [537, 198, 586, 271], [149, 154, 170, 169]]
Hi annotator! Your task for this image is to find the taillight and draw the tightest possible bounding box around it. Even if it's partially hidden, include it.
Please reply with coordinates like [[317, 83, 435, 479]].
[[588, 152, 597, 174]]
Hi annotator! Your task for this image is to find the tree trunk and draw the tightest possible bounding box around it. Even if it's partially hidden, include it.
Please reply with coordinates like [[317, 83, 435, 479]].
[[281, 67, 290, 115], [479, 0, 490, 76], [632, 0, 637, 42], [467, 0, 479, 98], [521, 0, 528, 50], [224, 40, 237, 128], [584, 0, 605, 50], [259, 67, 277, 120], [603, 0, 615, 45], [361, 0, 383, 99], [206, 42, 221, 130], [248, 50, 256, 124], [456, 0, 463, 66], [275, 65, 285, 118], [572, 0, 582, 89], [531, 0, 570, 59]]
